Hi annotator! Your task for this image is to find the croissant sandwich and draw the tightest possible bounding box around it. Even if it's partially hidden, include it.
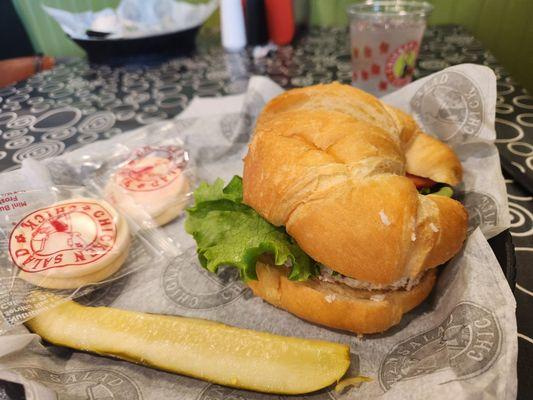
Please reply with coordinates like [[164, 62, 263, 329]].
[[186, 83, 467, 334]]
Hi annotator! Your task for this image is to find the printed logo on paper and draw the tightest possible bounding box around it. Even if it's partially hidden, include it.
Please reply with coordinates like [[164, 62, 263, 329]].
[[13, 367, 142, 400], [243, 89, 266, 120], [198, 384, 335, 400], [460, 191, 498, 233], [116, 145, 186, 192], [173, 117, 197, 132], [385, 41, 419, 87], [162, 254, 248, 310], [220, 112, 252, 143], [379, 302, 502, 391], [9, 201, 117, 272], [410, 71, 483, 141]]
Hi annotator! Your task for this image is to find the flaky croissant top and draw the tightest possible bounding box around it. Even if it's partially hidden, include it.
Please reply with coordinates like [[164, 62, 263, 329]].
[[243, 83, 467, 285]]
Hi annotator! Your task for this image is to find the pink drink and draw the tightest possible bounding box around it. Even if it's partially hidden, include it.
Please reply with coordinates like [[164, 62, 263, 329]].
[[348, 1, 432, 95]]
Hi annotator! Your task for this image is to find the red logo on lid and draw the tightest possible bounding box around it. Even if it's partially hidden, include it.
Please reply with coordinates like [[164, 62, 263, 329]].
[[385, 41, 419, 87], [115, 146, 185, 192], [9, 201, 117, 273]]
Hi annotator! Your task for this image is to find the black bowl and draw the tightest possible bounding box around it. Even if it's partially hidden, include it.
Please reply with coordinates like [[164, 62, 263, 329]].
[[488, 229, 516, 292], [70, 26, 200, 65]]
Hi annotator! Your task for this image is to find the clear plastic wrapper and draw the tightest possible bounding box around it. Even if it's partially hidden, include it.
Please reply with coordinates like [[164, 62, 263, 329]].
[[46, 122, 196, 231], [86, 142, 195, 229], [0, 123, 195, 330], [0, 185, 169, 331]]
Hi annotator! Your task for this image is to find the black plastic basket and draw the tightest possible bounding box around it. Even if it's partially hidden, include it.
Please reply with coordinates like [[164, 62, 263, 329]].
[[70, 26, 200, 65]]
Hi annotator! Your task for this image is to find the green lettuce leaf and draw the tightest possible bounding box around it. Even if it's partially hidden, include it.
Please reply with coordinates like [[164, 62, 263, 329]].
[[419, 185, 454, 197], [185, 176, 317, 281]]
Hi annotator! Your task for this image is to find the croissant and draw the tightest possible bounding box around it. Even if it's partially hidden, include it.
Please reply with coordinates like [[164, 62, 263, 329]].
[[243, 83, 467, 334]]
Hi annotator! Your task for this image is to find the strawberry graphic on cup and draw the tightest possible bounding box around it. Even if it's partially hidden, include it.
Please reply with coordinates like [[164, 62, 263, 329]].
[[350, 38, 420, 92], [379, 41, 390, 54]]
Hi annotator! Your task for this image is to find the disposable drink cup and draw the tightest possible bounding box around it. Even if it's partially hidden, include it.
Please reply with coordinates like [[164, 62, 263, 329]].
[[347, 1, 432, 95]]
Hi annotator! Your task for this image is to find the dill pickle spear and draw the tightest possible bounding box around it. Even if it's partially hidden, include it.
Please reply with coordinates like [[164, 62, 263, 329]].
[[26, 299, 350, 394]]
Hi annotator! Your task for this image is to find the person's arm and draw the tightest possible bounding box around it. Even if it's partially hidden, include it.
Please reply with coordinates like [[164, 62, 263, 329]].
[[0, 56, 55, 87]]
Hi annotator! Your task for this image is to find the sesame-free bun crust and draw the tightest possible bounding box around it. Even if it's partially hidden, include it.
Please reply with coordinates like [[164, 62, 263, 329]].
[[243, 83, 467, 285], [248, 261, 437, 334]]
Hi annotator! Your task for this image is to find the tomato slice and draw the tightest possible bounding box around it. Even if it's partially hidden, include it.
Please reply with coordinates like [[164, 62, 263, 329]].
[[406, 173, 436, 189]]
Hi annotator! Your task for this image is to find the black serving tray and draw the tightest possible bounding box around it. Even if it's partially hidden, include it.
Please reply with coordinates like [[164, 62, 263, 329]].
[[488, 229, 516, 292], [70, 26, 200, 65], [0, 230, 516, 400]]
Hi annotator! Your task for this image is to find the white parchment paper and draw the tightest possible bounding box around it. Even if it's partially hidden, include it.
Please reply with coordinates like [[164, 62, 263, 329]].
[[382, 64, 510, 239], [0, 68, 517, 400], [43, 0, 218, 40]]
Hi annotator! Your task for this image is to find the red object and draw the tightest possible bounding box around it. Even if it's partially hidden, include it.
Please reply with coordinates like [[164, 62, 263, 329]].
[[353, 48, 359, 58], [265, 0, 295, 45], [0, 56, 55, 88], [379, 81, 388, 91], [364, 46, 372, 58], [361, 70, 369, 80], [406, 173, 436, 189], [50, 219, 68, 233], [371, 63, 380, 75], [379, 41, 390, 54]]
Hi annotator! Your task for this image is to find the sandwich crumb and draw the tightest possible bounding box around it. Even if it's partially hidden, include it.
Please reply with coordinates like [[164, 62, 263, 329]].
[[411, 232, 416, 241], [370, 294, 386, 302], [379, 210, 391, 226], [325, 294, 336, 303], [429, 223, 439, 233]]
